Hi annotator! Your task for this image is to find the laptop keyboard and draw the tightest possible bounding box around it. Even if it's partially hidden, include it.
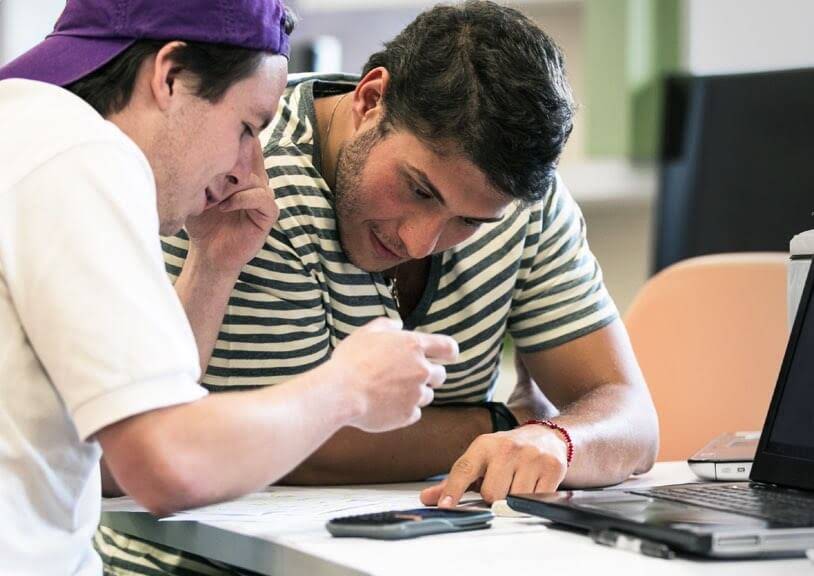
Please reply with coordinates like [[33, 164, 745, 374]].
[[631, 483, 814, 527]]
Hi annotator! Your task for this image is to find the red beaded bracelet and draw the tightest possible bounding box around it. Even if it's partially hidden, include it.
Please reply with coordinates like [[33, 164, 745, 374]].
[[522, 419, 574, 467]]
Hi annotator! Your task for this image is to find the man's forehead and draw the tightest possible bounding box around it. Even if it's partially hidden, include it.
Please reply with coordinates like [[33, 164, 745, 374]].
[[240, 55, 287, 122], [396, 132, 503, 192]]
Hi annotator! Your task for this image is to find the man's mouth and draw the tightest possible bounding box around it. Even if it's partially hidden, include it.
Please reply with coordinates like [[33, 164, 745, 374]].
[[370, 229, 402, 261]]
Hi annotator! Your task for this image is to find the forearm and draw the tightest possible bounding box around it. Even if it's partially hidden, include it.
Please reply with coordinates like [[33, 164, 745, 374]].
[[516, 321, 659, 488], [99, 363, 362, 515], [283, 405, 492, 485], [554, 381, 658, 488], [173, 246, 239, 374], [422, 324, 660, 507]]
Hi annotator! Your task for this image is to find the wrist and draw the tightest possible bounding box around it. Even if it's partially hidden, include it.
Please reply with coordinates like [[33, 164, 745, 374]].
[[182, 245, 243, 284], [520, 419, 574, 467], [314, 359, 366, 428]]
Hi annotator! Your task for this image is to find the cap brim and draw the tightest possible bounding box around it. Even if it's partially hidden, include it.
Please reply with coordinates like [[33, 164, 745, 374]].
[[0, 34, 136, 87]]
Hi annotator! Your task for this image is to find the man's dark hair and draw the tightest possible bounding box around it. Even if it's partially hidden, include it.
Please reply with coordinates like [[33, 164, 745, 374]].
[[362, 1, 574, 204], [67, 8, 296, 117]]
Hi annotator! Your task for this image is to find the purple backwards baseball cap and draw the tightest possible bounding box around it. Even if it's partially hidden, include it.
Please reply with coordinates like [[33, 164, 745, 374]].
[[0, 0, 291, 87]]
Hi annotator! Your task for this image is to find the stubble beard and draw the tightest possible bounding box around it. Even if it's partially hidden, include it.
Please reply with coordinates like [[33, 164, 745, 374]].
[[155, 165, 187, 237], [332, 127, 383, 271], [151, 123, 188, 237]]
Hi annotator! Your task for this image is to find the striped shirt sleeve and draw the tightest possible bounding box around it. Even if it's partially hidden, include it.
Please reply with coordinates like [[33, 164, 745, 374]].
[[508, 174, 618, 352], [161, 226, 332, 390]]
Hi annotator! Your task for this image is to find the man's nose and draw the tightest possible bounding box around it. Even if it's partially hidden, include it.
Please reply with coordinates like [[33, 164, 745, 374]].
[[225, 138, 264, 193], [401, 218, 445, 260]]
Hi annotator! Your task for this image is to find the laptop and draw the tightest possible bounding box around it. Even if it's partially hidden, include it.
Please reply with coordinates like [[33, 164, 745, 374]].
[[508, 261, 814, 558]]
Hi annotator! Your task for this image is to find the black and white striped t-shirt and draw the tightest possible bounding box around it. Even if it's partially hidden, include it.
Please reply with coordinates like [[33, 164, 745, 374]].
[[162, 75, 618, 403]]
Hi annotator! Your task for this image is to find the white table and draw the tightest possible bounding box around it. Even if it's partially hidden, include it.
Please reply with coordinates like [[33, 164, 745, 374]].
[[101, 462, 813, 576]]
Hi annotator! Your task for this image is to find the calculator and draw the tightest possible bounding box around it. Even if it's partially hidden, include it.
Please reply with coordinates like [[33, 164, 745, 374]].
[[326, 508, 494, 539]]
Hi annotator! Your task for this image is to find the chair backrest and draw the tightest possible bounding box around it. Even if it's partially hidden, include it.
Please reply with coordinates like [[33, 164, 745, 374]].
[[624, 253, 789, 462]]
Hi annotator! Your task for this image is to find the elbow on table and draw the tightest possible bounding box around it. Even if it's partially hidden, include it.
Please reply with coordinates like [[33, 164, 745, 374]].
[[636, 436, 659, 475], [130, 464, 211, 517], [122, 454, 214, 517], [102, 433, 215, 517], [635, 406, 660, 474]]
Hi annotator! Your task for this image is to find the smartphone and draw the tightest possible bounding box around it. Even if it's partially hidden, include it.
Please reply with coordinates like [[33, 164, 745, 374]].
[[326, 508, 493, 540], [687, 431, 759, 481]]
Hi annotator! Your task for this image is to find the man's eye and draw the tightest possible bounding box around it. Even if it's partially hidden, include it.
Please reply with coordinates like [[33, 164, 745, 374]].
[[461, 218, 482, 229], [414, 188, 432, 200], [243, 123, 254, 137]]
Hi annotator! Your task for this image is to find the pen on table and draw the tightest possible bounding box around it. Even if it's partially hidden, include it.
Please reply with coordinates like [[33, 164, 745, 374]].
[[590, 528, 676, 560]]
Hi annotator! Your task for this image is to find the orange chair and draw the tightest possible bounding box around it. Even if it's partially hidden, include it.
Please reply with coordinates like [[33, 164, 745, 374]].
[[624, 253, 789, 461]]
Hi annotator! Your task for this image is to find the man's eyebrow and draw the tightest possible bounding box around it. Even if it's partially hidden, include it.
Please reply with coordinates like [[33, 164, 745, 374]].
[[252, 108, 273, 131], [405, 165, 505, 224], [407, 165, 445, 206]]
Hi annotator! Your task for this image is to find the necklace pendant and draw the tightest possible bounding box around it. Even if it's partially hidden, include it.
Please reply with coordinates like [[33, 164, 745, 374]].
[[389, 277, 400, 311]]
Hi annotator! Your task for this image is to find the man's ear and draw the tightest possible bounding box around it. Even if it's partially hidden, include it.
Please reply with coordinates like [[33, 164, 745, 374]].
[[149, 41, 187, 112], [351, 67, 390, 130]]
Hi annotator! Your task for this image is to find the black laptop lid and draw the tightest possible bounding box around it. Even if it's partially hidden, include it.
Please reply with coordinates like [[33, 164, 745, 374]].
[[751, 260, 814, 489]]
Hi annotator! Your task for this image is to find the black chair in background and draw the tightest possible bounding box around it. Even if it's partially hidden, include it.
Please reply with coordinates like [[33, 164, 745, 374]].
[[654, 68, 814, 274]]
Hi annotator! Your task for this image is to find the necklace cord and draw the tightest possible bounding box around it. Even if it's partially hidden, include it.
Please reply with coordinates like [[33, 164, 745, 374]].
[[320, 92, 350, 184]]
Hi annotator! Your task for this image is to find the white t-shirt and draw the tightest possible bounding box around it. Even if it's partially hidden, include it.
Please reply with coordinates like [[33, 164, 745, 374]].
[[0, 80, 206, 575]]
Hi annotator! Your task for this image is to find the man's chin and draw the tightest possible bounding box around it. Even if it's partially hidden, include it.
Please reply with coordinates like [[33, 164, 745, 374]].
[[158, 218, 184, 237], [340, 240, 383, 272], [342, 249, 380, 273], [350, 257, 393, 274]]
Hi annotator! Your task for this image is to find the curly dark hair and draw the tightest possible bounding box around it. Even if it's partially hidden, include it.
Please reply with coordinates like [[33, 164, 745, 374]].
[[362, 1, 574, 204]]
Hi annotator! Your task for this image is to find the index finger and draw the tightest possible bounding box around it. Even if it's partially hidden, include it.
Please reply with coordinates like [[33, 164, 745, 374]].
[[415, 332, 459, 363], [437, 448, 486, 508]]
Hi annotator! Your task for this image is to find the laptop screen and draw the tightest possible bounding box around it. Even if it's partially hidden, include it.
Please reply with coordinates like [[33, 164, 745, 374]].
[[755, 260, 814, 480], [764, 276, 814, 459]]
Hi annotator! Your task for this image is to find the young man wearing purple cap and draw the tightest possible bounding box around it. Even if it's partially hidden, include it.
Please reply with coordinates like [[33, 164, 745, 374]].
[[0, 1, 459, 573], [138, 5, 659, 571]]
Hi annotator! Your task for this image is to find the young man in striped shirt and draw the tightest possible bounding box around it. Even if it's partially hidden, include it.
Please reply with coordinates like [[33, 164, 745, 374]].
[[176, 0, 658, 509], [100, 1, 659, 573]]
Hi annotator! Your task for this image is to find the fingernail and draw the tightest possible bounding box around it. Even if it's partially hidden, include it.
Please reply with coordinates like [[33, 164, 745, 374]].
[[440, 496, 453, 508]]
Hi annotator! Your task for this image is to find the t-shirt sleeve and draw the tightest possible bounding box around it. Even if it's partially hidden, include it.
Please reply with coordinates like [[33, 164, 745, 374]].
[[508, 173, 619, 352], [0, 141, 206, 441]]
